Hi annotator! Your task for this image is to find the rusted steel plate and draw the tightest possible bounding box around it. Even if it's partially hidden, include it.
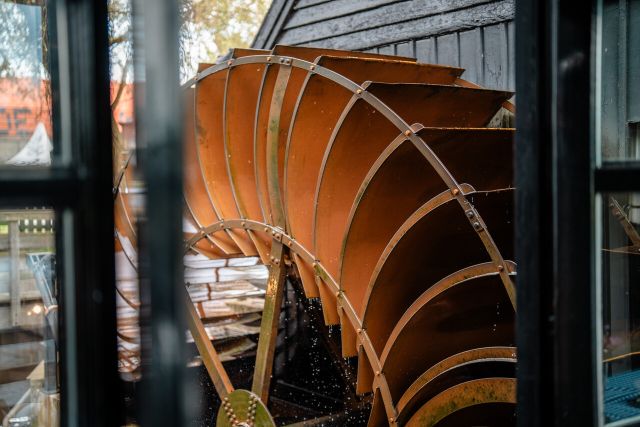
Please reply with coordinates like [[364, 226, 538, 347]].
[[316, 277, 340, 325], [196, 63, 257, 256], [339, 305, 358, 357], [305, 59, 468, 239], [313, 56, 462, 87], [313, 119, 411, 282], [255, 46, 405, 228], [378, 274, 515, 401], [172, 46, 519, 426], [338, 157, 454, 357], [184, 86, 218, 225], [223, 61, 267, 222], [397, 347, 516, 424], [367, 390, 388, 427], [253, 63, 277, 225], [292, 252, 319, 298], [253, 46, 370, 226], [284, 74, 353, 249], [288, 82, 510, 255], [284, 64, 475, 251], [184, 87, 240, 255], [361, 190, 514, 357], [366, 83, 512, 128], [381, 264, 515, 366], [405, 378, 516, 427], [195, 62, 231, 218], [456, 76, 516, 114], [195, 69, 238, 215], [356, 344, 375, 394], [336, 128, 513, 316]]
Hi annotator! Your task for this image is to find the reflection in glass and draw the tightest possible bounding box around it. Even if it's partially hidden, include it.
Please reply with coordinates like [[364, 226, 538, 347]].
[[0, 1, 53, 167], [0, 209, 58, 426], [602, 193, 640, 424]]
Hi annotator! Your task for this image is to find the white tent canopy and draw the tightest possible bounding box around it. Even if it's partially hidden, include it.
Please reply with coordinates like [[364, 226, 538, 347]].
[[5, 122, 52, 166]]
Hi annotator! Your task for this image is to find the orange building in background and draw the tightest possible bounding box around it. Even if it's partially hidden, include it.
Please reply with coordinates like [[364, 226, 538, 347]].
[[0, 78, 134, 162]]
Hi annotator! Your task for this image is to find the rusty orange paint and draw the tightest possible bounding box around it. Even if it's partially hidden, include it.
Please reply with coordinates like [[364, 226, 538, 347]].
[[339, 307, 358, 358], [405, 378, 516, 427], [362, 190, 514, 356], [292, 252, 320, 298], [316, 56, 462, 86], [315, 277, 340, 326], [338, 128, 513, 317], [196, 67, 256, 256], [285, 75, 352, 248], [254, 65, 277, 225], [162, 46, 518, 426], [224, 63, 267, 222], [184, 87, 240, 255], [356, 345, 374, 395]]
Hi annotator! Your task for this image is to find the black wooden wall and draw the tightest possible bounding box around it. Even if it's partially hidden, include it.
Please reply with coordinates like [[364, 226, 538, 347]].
[[252, 0, 515, 91]]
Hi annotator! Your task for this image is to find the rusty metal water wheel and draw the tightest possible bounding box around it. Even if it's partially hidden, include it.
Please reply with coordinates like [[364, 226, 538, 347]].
[[121, 45, 518, 426]]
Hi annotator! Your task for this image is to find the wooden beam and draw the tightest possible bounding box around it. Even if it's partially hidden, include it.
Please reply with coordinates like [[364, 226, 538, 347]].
[[251, 241, 286, 401], [182, 284, 234, 398]]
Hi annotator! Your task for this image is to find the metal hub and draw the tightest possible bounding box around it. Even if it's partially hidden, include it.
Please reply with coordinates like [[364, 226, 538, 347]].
[[216, 389, 275, 427]]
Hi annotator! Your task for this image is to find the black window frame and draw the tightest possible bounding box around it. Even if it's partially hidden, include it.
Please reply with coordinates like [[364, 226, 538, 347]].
[[0, 0, 121, 425], [516, 0, 640, 425]]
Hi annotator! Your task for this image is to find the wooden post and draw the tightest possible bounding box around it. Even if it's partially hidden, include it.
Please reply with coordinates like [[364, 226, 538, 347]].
[[251, 240, 287, 402], [9, 221, 20, 326], [182, 284, 234, 398]]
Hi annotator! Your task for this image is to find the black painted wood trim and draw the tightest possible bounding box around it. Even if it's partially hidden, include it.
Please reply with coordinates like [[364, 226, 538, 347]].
[[252, 0, 296, 49], [516, 0, 599, 425], [282, 0, 514, 50]]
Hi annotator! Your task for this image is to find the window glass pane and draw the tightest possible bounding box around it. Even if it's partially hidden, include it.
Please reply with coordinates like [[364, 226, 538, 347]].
[[0, 209, 58, 426], [599, 0, 640, 161], [601, 193, 640, 424], [597, 2, 640, 424], [0, 1, 53, 168]]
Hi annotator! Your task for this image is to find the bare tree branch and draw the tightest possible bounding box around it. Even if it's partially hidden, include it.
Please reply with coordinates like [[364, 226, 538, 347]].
[[111, 57, 129, 109]]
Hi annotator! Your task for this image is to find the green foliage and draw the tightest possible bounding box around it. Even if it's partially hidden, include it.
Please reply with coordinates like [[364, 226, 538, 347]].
[[106, 0, 271, 81], [181, 0, 271, 77]]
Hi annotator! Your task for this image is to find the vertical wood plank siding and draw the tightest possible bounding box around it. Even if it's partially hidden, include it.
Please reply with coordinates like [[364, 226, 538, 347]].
[[252, 0, 514, 90]]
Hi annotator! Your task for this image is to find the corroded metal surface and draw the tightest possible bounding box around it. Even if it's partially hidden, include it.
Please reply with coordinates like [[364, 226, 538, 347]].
[[216, 389, 275, 427], [396, 347, 516, 424], [117, 45, 517, 425], [405, 378, 516, 426], [183, 45, 517, 426]]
